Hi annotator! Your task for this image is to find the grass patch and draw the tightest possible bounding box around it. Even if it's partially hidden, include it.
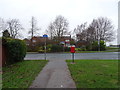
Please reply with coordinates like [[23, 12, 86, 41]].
[[66, 60, 119, 88], [2, 60, 48, 88], [76, 51, 116, 53], [65, 50, 119, 53]]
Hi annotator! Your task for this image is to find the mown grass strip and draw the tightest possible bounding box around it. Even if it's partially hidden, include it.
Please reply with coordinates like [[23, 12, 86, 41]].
[[66, 60, 119, 88], [2, 60, 48, 88]]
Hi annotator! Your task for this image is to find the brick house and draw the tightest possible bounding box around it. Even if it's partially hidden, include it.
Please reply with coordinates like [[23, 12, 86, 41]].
[[24, 38, 30, 46], [76, 40, 89, 48], [53, 35, 75, 47], [24, 36, 49, 46], [24, 35, 75, 48]]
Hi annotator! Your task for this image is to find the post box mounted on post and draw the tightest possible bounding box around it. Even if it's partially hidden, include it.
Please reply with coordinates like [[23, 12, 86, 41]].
[[70, 45, 75, 53], [70, 45, 75, 63]]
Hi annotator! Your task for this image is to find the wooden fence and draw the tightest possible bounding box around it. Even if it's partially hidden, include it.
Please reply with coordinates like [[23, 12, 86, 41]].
[[0, 44, 6, 67]]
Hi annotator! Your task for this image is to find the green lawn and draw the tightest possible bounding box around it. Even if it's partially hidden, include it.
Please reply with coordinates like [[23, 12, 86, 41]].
[[66, 60, 119, 88], [2, 60, 48, 88], [65, 50, 119, 53], [76, 51, 117, 53]]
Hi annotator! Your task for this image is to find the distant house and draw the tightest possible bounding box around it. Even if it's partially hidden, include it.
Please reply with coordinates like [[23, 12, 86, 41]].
[[31, 36, 47, 43], [24, 36, 49, 46], [24, 35, 75, 47], [53, 35, 73, 47], [60, 35, 71, 42], [76, 40, 89, 48], [24, 38, 30, 46]]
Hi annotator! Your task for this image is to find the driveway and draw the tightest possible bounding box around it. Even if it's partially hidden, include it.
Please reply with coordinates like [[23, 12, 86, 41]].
[[25, 52, 119, 60]]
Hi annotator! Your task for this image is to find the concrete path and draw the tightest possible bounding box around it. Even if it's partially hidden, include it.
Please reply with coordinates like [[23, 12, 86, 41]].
[[29, 58, 76, 88]]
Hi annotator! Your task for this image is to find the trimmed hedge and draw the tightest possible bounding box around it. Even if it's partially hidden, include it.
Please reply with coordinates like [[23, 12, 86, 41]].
[[2, 37, 27, 65]]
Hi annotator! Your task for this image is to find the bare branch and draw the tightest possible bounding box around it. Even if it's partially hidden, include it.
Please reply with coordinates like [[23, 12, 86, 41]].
[[7, 19, 23, 38], [28, 16, 40, 39], [47, 15, 69, 40]]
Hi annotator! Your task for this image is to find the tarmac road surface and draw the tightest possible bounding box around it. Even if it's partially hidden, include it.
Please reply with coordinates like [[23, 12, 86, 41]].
[[25, 52, 119, 60]]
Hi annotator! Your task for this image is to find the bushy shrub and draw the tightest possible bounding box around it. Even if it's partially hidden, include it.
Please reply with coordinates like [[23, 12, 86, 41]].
[[64, 47, 70, 52], [38, 44, 53, 53], [92, 40, 106, 51], [38, 46, 44, 53], [38, 49, 44, 53], [26, 45, 33, 52], [91, 41, 98, 51], [81, 45, 86, 51], [100, 40, 106, 51], [2, 37, 27, 65], [51, 44, 63, 52], [46, 44, 52, 52], [2, 30, 10, 38], [27, 45, 39, 52], [75, 48, 82, 51], [86, 44, 92, 51]]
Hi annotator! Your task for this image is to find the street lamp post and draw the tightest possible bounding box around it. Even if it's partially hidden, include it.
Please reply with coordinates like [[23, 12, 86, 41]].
[[43, 34, 48, 60], [98, 38, 100, 51]]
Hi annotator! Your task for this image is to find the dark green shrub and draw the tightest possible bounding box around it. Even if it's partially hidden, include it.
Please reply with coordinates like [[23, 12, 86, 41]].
[[38, 46, 44, 53], [2, 30, 10, 38], [2, 37, 27, 65], [100, 40, 106, 51], [51, 44, 63, 52], [26, 45, 32, 52], [64, 47, 70, 52], [92, 41, 98, 51], [92, 40, 106, 51], [75, 48, 82, 51], [46, 44, 52, 52], [38, 49, 44, 53], [81, 45, 86, 51], [86, 44, 92, 51]]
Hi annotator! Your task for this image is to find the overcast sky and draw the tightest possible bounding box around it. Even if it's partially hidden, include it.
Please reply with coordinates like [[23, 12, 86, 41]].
[[0, 0, 119, 45]]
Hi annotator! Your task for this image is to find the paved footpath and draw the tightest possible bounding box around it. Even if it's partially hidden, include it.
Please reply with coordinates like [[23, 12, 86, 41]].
[[29, 58, 76, 88]]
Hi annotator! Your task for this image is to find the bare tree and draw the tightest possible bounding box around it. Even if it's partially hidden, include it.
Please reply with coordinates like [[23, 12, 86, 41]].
[[75, 17, 114, 43], [7, 19, 23, 38], [28, 16, 40, 39], [86, 26, 96, 42], [89, 17, 115, 42], [46, 22, 54, 39], [47, 15, 69, 40], [74, 22, 87, 41], [0, 18, 8, 35]]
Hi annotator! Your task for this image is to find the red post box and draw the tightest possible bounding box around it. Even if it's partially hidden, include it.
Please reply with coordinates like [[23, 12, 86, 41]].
[[70, 46, 75, 53]]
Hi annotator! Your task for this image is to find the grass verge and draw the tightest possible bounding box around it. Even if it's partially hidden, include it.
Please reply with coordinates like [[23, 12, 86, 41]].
[[66, 60, 119, 88], [65, 50, 119, 53], [2, 60, 48, 88]]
